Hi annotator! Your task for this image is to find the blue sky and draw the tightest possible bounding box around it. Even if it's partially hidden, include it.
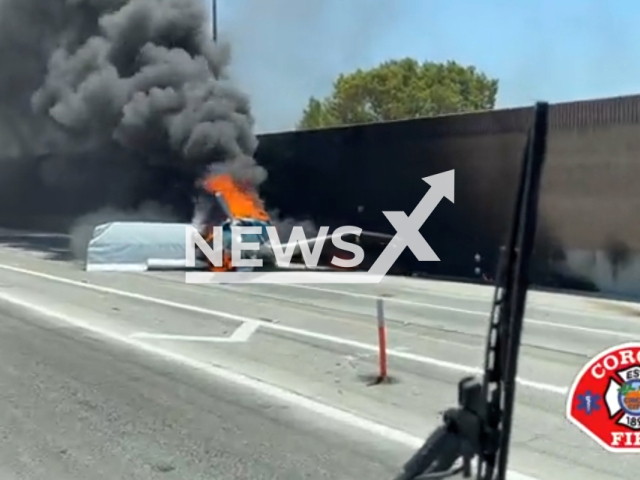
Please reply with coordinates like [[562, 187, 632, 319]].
[[205, 0, 640, 133]]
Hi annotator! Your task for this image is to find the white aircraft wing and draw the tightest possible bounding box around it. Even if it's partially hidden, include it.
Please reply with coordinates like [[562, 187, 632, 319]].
[[279, 230, 394, 256], [278, 233, 334, 255]]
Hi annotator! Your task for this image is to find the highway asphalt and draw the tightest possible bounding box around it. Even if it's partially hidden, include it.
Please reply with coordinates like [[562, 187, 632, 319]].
[[0, 232, 639, 479]]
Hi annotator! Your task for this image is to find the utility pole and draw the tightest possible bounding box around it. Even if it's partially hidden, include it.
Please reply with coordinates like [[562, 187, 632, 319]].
[[212, 0, 218, 42]]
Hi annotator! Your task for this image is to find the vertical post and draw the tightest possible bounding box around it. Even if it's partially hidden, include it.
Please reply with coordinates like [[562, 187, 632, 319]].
[[212, 0, 218, 42], [376, 297, 387, 380]]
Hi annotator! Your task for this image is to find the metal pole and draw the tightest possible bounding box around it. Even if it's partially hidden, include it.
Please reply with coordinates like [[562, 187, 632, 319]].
[[212, 0, 218, 42]]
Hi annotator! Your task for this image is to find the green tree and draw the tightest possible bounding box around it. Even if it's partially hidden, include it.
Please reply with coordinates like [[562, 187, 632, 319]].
[[297, 58, 499, 129]]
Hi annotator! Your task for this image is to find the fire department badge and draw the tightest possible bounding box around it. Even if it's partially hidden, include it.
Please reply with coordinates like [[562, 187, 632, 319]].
[[566, 342, 640, 451]]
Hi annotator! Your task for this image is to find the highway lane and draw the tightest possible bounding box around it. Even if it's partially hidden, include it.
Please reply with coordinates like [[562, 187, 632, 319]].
[[0, 244, 639, 479], [0, 277, 409, 480]]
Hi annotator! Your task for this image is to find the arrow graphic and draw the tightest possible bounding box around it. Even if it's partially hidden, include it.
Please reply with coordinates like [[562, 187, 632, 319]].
[[368, 169, 455, 277]]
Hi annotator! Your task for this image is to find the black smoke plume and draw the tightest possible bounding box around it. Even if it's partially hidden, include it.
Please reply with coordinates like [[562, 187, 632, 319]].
[[0, 0, 265, 241]]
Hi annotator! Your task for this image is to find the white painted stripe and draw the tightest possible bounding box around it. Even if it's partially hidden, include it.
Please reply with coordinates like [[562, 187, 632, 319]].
[[131, 333, 243, 342], [525, 302, 640, 320], [285, 283, 640, 321], [0, 263, 568, 395], [231, 320, 260, 341], [526, 318, 640, 339], [275, 284, 640, 338], [138, 281, 481, 351], [135, 321, 260, 343], [273, 283, 489, 313], [0, 291, 540, 480], [380, 277, 640, 318]]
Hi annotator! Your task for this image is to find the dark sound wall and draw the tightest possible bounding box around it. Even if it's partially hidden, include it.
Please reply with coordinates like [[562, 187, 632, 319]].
[[255, 94, 640, 292]]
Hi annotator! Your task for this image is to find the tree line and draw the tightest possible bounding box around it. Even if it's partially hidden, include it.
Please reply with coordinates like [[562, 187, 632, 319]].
[[297, 58, 498, 130]]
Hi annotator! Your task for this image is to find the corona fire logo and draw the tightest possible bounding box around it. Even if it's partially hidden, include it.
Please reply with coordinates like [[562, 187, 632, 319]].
[[566, 342, 640, 451]]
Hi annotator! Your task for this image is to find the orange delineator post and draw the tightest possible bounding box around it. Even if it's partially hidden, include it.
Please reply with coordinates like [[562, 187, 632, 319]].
[[376, 297, 387, 380]]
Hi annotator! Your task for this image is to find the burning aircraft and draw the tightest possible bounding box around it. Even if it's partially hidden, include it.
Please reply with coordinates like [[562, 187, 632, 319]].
[[191, 173, 399, 273], [192, 173, 334, 272], [83, 169, 395, 274], [193, 173, 272, 271]]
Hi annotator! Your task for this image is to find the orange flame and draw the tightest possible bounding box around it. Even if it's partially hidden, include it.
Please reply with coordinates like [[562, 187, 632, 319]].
[[202, 173, 270, 222]]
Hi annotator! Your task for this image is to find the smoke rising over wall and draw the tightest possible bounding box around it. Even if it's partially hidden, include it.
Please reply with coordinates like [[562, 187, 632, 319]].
[[0, 0, 266, 253], [31, 0, 263, 180]]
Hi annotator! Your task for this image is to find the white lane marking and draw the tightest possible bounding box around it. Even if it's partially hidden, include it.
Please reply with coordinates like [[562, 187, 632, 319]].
[[200, 283, 479, 350], [0, 263, 567, 395], [132, 277, 480, 350], [236, 282, 489, 314], [373, 280, 640, 320], [133, 321, 259, 343], [527, 318, 639, 339], [231, 320, 260, 341], [0, 237, 635, 321], [216, 280, 627, 353], [0, 291, 539, 480], [267, 284, 640, 337], [529, 302, 640, 320]]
